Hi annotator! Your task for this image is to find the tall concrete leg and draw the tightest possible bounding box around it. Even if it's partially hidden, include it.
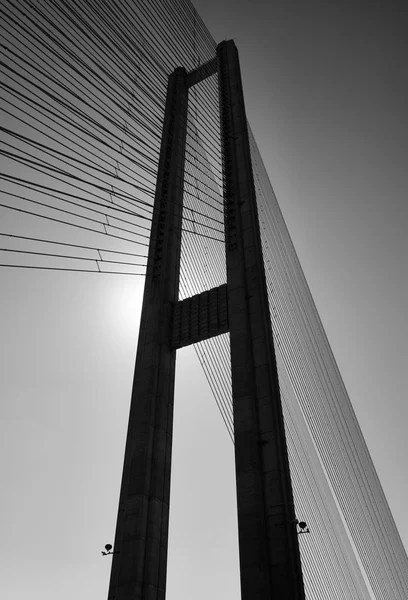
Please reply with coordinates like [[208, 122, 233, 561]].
[[217, 40, 306, 600], [108, 67, 188, 600]]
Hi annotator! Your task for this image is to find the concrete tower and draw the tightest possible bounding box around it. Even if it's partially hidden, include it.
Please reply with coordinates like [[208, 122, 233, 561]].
[[108, 40, 305, 600]]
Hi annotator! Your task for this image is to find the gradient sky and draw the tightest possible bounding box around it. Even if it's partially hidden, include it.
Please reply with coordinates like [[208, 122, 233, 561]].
[[1, 1, 407, 598]]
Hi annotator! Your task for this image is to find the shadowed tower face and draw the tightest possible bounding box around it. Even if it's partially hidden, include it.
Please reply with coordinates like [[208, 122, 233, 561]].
[[108, 40, 305, 600]]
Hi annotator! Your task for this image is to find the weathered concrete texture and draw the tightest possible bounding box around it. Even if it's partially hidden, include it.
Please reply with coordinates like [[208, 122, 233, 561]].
[[108, 67, 189, 600], [217, 40, 306, 600]]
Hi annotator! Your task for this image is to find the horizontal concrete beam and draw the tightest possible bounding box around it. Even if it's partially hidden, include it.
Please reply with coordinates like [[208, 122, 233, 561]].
[[171, 284, 229, 349], [186, 57, 217, 88]]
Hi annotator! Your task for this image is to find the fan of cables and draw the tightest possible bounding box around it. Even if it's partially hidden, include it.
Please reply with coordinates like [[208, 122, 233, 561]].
[[0, 0, 221, 276]]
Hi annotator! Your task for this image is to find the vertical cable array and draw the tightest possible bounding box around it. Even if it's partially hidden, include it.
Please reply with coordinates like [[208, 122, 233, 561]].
[[178, 69, 233, 439], [248, 126, 408, 599]]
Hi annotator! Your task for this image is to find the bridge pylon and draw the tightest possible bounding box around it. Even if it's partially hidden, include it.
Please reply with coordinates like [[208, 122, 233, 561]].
[[108, 40, 306, 600]]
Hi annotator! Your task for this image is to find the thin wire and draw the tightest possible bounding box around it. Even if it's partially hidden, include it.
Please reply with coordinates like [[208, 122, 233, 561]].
[[0, 202, 149, 245], [0, 195, 152, 239], [0, 247, 146, 266], [0, 232, 148, 258], [0, 263, 144, 275]]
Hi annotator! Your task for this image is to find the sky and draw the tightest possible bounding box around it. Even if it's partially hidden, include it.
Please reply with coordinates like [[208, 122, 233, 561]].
[[1, 1, 407, 599]]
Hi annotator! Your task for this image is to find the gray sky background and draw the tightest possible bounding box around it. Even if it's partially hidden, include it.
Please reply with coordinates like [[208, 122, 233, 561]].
[[1, 1, 407, 598]]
